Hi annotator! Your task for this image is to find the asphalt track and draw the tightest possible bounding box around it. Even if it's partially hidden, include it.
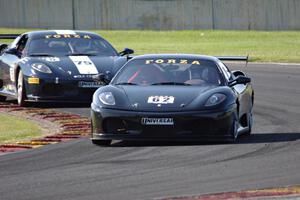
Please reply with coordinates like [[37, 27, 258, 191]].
[[0, 63, 299, 200]]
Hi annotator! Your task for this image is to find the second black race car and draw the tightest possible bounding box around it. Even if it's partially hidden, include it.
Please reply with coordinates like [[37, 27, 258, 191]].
[[0, 30, 133, 106], [91, 54, 254, 145]]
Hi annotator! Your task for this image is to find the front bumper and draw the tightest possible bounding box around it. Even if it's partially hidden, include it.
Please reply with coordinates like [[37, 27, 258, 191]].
[[24, 76, 102, 103], [91, 104, 236, 141]]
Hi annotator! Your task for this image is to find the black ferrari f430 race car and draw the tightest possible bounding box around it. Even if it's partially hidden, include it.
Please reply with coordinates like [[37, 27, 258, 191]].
[[0, 30, 133, 106], [90, 54, 254, 145]]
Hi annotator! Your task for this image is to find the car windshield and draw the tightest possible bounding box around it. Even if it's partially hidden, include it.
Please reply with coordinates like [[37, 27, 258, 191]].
[[112, 58, 223, 86], [27, 35, 117, 56]]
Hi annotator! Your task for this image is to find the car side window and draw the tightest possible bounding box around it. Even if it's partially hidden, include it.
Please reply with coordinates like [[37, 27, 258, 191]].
[[10, 35, 22, 49], [15, 35, 29, 55], [218, 61, 232, 81]]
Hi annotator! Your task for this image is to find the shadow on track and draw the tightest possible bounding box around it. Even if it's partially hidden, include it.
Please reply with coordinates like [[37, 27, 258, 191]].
[[237, 132, 300, 144], [107, 132, 300, 147]]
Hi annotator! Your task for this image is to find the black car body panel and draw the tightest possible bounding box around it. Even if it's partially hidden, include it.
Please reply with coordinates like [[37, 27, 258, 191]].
[[91, 106, 236, 141], [90, 54, 254, 143], [0, 30, 132, 104]]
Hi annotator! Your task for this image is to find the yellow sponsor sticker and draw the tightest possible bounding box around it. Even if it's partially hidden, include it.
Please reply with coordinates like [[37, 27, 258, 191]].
[[145, 59, 201, 65], [179, 59, 188, 64], [191, 60, 201, 65], [28, 77, 40, 84]]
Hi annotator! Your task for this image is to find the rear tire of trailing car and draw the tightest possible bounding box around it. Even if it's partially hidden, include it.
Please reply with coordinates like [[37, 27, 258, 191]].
[[0, 79, 6, 102], [17, 71, 27, 107], [0, 94, 6, 102]]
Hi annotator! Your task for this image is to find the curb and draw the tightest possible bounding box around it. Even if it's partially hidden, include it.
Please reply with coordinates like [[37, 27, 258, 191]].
[[160, 185, 300, 200], [0, 102, 90, 155]]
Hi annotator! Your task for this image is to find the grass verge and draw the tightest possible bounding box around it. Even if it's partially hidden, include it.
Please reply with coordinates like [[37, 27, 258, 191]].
[[0, 28, 300, 63], [0, 113, 42, 145]]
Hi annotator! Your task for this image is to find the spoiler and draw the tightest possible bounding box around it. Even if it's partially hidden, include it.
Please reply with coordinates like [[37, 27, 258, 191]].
[[216, 56, 248, 62], [0, 34, 19, 39], [216, 56, 249, 67]]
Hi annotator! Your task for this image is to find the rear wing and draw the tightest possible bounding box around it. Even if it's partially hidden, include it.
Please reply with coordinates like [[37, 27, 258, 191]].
[[216, 56, 248, 62], [0, 34, 19, 39], [0, 34, 19, 52], [216, 56, 249, 67]]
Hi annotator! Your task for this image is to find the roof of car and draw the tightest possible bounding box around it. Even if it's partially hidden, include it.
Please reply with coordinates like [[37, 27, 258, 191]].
[[23, 30, 103, 39], [131, 54, 219, 62]]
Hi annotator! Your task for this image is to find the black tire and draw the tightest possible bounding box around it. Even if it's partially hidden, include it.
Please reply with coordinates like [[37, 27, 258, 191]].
[[0, 79, 6, 102], [244, 100, 254, 136], [17, 71, 27, 107], [244, 112, 253, 136], [92, 139, 112, 146], [229, 113, 239, 142], [0, 95, 6, 102]]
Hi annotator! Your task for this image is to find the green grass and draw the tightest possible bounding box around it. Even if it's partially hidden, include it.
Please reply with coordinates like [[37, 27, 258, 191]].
[[0, 113, 43, 144], [1, 28, 300, 62]]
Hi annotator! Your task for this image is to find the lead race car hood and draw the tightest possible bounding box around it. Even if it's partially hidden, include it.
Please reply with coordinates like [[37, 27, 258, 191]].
[[118, 85, 216, 112], [28, 55, 127, 79]]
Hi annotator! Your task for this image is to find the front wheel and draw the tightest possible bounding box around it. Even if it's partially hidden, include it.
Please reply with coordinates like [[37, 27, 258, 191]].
[[244, 112, 253, 136], [244, 100, 254, 136], [17, 71, 27, 107], [229, 114, 239, 142]]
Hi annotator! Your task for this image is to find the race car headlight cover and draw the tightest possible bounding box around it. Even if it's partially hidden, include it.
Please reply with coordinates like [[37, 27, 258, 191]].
[[99, 92, 115, 105], [205, 93, 226, 107], [31, 63, 52, 74]]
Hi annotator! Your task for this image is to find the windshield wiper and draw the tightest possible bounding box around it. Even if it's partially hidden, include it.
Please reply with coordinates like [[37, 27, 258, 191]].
[[29, 53, 56, 57], [66, 53, 98, 56], [114, 82, 137, 85], [151, 82, 191, 86]]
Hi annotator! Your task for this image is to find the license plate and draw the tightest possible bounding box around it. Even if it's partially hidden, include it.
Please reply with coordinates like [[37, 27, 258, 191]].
[[141, 117, 174, 125], [78, 81, 103, 88]]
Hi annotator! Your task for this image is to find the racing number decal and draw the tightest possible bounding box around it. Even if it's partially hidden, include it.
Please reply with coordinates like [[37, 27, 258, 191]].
[[43, 57, 60, 62], [147, 96, 175, 104], [73, 61, 93, 65], [69, 56, 99, 74]]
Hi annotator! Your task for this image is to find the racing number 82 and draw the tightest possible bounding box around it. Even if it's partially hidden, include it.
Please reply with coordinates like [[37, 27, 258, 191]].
[[148, 96, 174, 104]]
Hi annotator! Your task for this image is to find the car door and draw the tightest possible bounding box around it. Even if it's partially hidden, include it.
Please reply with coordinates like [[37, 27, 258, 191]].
[[231, 72, 251, 118], [218, 61, 251, 119], [0, 34, 28, 95]]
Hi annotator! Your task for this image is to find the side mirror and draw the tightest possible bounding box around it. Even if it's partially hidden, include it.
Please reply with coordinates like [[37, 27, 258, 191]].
[[232, 70, 246, 77], [92, 73, 111, 85], [5, 47, 18, 55], [229, 76, 251, 87], [0, 44, 8, 54], [119, 48, 134, 56]]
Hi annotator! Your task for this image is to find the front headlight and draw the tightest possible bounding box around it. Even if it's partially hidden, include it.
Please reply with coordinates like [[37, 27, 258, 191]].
[[31, 63, 52, 73], [205, 93, 226, 107], [99, 92, 115, 105]]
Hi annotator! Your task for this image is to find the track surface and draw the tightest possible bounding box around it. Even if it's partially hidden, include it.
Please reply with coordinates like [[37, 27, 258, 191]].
[[0, 63, 299, 200]]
